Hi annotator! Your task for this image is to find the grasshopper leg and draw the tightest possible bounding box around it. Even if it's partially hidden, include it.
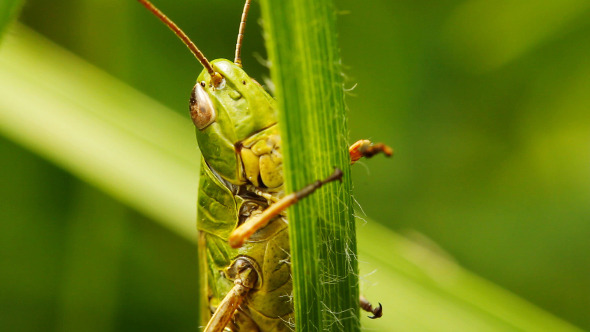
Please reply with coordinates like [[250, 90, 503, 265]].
[[229, 168, 343, 248], [359, 295, 383, 319], [349, 139, 393, 165], [205, 259, 258, 332]]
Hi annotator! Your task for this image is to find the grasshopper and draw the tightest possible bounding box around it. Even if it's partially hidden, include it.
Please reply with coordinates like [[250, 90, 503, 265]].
[[137, 1, 390, 330]]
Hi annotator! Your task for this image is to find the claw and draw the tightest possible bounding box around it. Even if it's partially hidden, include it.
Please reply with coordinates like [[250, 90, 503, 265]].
[[368, 302, 382, 319], [360, 295, 383, 319]]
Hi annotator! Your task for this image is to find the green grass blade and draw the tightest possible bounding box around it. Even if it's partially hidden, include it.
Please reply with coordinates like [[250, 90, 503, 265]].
[[259, 1, 358, 330], [0, 23, 583, 332], [0, 23, 200, 242], [357, 222, 582, 332]]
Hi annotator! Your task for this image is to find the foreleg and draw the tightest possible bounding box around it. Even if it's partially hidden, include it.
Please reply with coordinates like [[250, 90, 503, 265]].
[[349, 139, 393, 165], [229, 168, 343, 248]]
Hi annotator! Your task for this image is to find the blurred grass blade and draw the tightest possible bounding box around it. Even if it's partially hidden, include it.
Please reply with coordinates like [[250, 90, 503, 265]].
[[0, 0, 23, 38], [357, 223, 582, 331], [259, 0, 358, 330], [0, 24, 583, 332], [0, 23, 199, 242]]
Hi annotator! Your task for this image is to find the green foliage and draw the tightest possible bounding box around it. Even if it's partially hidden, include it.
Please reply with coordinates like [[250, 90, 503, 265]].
[[259, 0, 358, 330], [0, 24, 583, 332]]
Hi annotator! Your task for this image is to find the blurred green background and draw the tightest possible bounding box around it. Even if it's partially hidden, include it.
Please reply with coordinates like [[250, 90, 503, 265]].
[[1, 0, 589, 331]]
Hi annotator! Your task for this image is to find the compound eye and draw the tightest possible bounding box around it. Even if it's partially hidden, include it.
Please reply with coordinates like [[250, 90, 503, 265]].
[[189, 82, 216, 130]]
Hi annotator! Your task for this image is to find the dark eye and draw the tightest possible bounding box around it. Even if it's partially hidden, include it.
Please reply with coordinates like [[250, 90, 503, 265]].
[[189, 83, 216, 130]]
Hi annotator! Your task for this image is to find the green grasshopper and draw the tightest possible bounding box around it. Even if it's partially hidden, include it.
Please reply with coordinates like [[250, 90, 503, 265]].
[[137, 1, 391, 331]]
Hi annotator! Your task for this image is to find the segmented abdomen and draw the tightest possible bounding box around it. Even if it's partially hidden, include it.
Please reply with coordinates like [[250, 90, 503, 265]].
[[197, 162, 293, 331]]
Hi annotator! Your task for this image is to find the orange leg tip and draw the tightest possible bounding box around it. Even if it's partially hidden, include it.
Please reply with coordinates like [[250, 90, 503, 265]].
[[349, 140, 393, 164], [228, 233, 244, 249], [380, 144, 394, 156]]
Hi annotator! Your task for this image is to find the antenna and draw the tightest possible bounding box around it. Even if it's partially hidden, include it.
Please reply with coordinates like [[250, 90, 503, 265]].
[[234, 0, 252, 67], [137, 0, 222, 85]]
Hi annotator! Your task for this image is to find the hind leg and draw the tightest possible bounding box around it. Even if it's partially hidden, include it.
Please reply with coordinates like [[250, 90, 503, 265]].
[[205, 259, 258, 332]]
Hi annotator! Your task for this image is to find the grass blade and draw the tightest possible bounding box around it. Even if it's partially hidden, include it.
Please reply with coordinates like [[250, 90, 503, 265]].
[[259, 1, 358, 330], [0, 24, 200, 242]]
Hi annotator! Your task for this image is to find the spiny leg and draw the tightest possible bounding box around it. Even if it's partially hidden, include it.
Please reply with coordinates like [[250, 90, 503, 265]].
[[350, 140, 390, 318], [230, 139, 392, 248], [229, 168, 343, 248], [349, 139, 393, 165], [205, 259, 258, 332], [359, 295, 383, 319]]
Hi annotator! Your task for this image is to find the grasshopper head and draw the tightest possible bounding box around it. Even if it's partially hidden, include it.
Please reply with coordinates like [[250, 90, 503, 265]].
[[191, 59, 278, 185]]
